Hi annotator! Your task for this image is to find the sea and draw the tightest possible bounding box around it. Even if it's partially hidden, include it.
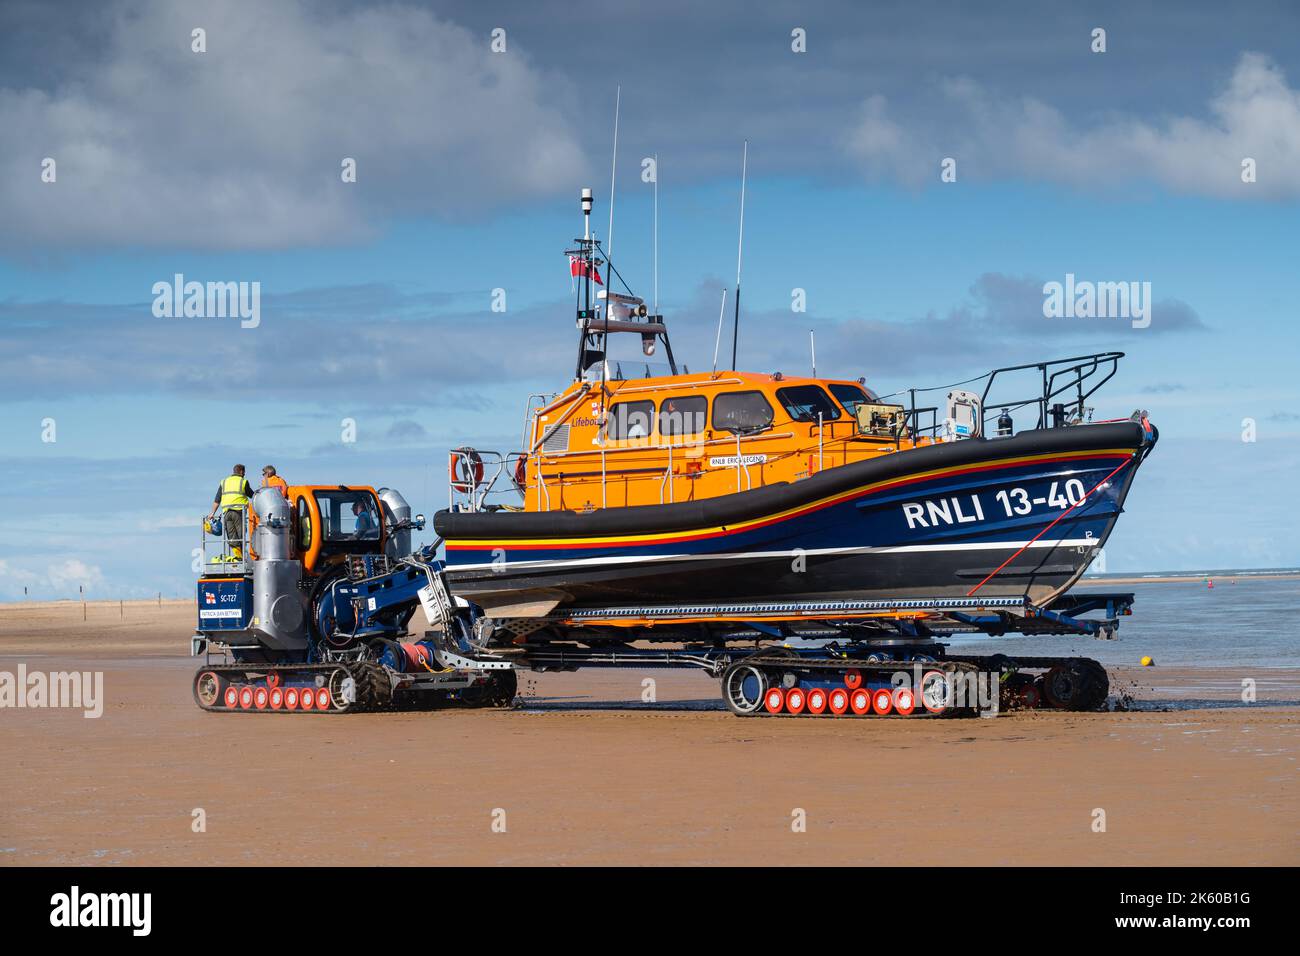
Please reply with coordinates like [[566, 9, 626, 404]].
[[942, 572, 1300, 669]]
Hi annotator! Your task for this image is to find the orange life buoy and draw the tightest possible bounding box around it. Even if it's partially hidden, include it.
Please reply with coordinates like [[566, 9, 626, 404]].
[[449, 448, 485, 493], [512, 455, 528, 490]]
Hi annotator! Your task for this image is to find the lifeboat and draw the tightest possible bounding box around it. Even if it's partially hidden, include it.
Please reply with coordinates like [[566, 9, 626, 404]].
[[433, 191, 1157, 626]]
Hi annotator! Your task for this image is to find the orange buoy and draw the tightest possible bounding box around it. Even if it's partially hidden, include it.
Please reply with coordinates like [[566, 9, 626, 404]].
[[806, 687, 828, 715], [872, 688, 894, 715], [786, 686, 807, 715], [253, 686, 269, 710], [828, 687, 850, 715], [315, 687, 331, 711], [764, 687, 785, 714], [284, 688, 300, 710], [269, 687, 284, 710], [844, 668, 863, 690], [893, 686, 916, 716], [849, 688, 872, 715]]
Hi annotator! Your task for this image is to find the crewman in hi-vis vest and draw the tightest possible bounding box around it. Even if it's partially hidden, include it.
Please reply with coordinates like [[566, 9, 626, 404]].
[[207, 464, 254, 562], [261, 465, 288, 497]]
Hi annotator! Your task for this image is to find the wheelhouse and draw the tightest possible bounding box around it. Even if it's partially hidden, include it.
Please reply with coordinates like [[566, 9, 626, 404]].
[[512, 370, 916, 512]]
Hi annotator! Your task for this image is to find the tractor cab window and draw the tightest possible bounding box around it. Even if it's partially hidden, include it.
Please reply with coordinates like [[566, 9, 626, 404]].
[[314, 490, 381, 542], [607, 400, 655, 441], [296, 496, 312, 550], [776, 385, 840, 423], [713, 391, 774, 433], [828, 383, 878, 417]]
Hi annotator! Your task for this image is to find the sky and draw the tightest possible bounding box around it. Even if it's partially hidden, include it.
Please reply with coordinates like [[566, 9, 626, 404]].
[[1, 0, 1298, 600]]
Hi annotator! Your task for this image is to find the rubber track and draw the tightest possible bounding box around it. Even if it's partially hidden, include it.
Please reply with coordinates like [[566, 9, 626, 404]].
[[192, 662, 389, 714]]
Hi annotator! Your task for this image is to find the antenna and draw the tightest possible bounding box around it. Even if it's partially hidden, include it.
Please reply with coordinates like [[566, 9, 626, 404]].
[[712, 287, 728, 376], [652, 151, 658, 316], [607, 86, 620, 261], [730, 140, 747, 370], [810, 329, 817, 377]]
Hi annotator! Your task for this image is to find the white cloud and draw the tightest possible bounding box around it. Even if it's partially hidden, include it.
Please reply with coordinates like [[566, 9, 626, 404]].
[[0, 0, 587, 249], [0, 559, 39, 586], [847, 53, 1300, 199], [137, 514, 200, 532], [0, 557, 106, 598], [44, 558, 106, 592]]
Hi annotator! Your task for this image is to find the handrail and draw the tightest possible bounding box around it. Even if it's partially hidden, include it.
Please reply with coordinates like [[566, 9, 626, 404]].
[[892, 351, 1124, 437], [529, 383, 590, 454], [530, 429, 796, 461]]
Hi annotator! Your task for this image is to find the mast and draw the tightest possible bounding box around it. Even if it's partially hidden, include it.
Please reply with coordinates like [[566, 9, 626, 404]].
[[572, 187, 595, 380], [731, 140, 747, 371]]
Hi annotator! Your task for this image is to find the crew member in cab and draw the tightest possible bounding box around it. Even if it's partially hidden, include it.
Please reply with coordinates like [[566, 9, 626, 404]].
[[208, 464, 253, 561], [351, 498, 380, 540]]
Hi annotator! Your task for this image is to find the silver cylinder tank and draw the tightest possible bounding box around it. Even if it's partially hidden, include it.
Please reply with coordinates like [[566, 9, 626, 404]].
[[377, 487, 412, 559], [251, 488, 306, 651]]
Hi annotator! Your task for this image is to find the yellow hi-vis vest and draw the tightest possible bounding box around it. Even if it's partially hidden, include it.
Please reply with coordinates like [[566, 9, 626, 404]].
[[220, 475, 249, 509]]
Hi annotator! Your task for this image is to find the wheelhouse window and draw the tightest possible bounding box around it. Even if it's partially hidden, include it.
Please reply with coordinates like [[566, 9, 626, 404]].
[[607, 400, 655, 440], [828, 383, 877, 417], [712, 391, 774, 433], [658, 395, 707, 437], [314, 490, 380, 541], [776, 385, 841, 423]]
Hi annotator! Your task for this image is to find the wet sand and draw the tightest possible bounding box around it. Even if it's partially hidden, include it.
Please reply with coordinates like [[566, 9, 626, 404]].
[[1, 600, 1297, 866]]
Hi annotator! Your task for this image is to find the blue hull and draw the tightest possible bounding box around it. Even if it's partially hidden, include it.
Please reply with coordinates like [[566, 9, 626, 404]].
[[437, 421, 1155, 613]]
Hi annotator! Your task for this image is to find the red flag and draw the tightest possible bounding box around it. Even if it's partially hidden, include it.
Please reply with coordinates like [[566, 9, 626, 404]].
[[569, 255, 603, 285]]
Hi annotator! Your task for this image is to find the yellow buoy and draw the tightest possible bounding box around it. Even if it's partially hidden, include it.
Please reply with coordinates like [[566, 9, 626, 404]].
[[1140, 656, 1154, 667]]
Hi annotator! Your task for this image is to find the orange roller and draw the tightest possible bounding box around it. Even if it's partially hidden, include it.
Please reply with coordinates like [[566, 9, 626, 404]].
[[849, 688, 871, 715], [806, 687, 828, 715], [764, 687, 785, 714], [238, 687, 254, 710], [300, 688, 316, 710], [828, 687, 850, 715], [223, 686, 239, 709], [254, 687, 269, 710], [315, 688, 331, 711], [786, 687, 806, 715], [269, 687, 284, 710], [284, 688, 300, 710], [893, 686, 916, 716], [872, 688, 894, 715], [844, 669, 863, 690]]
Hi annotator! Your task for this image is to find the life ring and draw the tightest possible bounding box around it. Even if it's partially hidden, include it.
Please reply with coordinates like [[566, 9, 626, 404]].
[[512, 455, 528, 490], [449, 448, 484, 494]]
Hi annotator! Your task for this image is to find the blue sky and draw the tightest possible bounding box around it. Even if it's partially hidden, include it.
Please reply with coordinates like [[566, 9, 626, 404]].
[[1, 0, 1298, 599]]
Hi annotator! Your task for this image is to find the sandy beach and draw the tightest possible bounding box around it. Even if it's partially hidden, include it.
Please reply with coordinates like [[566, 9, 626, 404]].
[[1, 599, 1296, 866]]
